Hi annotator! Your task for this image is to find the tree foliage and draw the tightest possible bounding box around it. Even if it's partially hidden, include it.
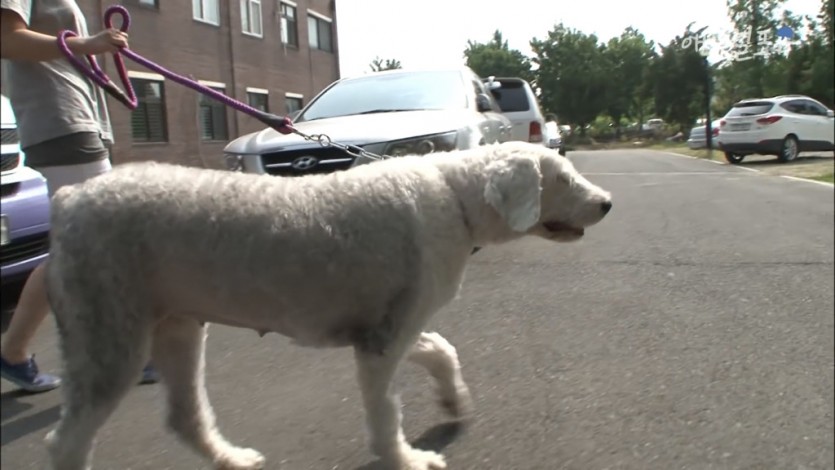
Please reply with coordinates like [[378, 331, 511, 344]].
[[530, 24, 609, 134], [460, 0, 833, 136], [369, 57, 402, 72], [464, 30, 533, 82]]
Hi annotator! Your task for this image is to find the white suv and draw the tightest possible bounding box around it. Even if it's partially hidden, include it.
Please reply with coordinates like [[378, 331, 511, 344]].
[[482, 76, 547, 145], [717, 95, 835, 164]]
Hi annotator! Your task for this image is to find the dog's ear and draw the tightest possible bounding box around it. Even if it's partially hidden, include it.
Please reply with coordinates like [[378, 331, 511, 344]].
[[483, 153, 542, 232]]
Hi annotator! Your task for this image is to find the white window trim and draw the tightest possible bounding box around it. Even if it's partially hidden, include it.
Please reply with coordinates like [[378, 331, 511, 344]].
[[241, 0, 263, 38], [281, 0, 297, 7], [247, 87, 269, 94], [193, 0, 220, 26], [306, 9, 332, 23], [198, 80, 226, 89], [128, 70, 165, 81], [285, 92, 304, 99]]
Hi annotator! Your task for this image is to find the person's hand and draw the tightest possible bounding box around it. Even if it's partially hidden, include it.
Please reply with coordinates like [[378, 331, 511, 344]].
[[75, 28, 128, 55]]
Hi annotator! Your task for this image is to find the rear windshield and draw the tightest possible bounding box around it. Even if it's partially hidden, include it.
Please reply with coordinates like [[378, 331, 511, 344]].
[[489, 81, 531, 112], [726, 101, 774, 117]]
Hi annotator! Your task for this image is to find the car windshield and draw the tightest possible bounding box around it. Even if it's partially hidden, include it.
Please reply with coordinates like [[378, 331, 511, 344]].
[[726, 101, 774, 117], [298, 70, 468, 121], [489, 80, 530, 112]]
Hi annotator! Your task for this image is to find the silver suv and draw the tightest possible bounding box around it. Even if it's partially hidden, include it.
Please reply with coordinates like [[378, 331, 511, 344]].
[[482, 76, 547, 145], [224, 67, 511, 176]]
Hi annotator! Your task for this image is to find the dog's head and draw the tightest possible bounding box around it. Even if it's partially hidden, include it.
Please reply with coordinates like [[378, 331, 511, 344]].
[[483, 144, 612, 242]]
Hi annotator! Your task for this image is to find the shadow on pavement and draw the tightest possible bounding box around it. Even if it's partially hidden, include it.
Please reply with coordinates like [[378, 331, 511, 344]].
[[353, 421, 464, 470], [0, 389, 61, 446]]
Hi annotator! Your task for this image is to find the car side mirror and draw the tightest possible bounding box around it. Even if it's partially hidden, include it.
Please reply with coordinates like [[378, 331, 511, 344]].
[[476, 93, 493, 113], [827, 109, 834, 118]]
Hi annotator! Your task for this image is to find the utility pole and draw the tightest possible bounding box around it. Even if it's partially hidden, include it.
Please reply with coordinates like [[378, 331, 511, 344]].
[[704, 57, 714, 159]]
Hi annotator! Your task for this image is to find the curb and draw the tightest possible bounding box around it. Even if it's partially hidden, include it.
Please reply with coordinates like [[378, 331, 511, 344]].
[[659, 151, 761, 173], [780, 175, 835, 188]]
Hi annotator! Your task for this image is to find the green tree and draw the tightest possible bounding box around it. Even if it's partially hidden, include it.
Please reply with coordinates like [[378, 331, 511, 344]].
[[531, 24, 609, 135], [602, 27, 656, 137], [650, 24, 711, 132], [463, 30, 533, 82], [724, 0, 787, 97], [369, 57, 402, 72]]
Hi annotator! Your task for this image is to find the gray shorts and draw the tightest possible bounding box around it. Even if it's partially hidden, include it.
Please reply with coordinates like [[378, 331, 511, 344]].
[[23, 132, 112, 197]]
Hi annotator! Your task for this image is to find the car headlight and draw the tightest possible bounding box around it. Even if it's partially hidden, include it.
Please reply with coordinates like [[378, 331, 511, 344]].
[[224, 153, 244, 171], [382, 131, 458, 157]]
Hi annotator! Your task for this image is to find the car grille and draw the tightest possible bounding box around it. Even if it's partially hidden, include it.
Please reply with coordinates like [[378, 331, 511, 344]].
[[1, 153, 20, 172], [1, 128, 19, 145], [1, 232, 49, 267], [260, 147, 356, 177]]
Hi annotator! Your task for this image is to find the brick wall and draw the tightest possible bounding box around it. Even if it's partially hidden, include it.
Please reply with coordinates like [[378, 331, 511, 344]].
[[2, 0, 340, 169]]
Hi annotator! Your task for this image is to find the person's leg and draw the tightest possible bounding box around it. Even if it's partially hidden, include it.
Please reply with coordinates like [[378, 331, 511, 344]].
[[0, 147, 158, 392]]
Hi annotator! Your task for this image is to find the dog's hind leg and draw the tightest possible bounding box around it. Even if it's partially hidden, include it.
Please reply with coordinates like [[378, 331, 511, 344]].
[[151, 316, 265, 470], [355, 340, 447, 470], [45, 280, 152, 470], [408, 332, 473, 420]]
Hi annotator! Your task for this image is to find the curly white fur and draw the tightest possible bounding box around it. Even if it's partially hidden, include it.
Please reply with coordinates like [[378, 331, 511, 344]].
[[44, 141, 611, 470]]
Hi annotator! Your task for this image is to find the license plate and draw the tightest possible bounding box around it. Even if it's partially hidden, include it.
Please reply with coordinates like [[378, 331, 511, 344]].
[[0, 215, 8, 246], [730, 123, 751, 131]]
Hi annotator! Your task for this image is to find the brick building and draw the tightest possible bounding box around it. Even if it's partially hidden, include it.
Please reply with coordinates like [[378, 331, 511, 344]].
[[1, 0, 340, 168]]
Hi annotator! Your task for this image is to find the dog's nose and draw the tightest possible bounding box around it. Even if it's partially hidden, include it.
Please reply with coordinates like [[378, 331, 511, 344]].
[[600, 200, 613, 214]]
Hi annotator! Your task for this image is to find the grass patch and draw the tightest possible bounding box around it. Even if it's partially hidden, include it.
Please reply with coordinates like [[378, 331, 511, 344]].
[[810, 172, 834, 183]]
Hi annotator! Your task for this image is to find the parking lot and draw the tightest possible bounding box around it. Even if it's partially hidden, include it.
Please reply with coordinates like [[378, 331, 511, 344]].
[[2, 149, 832, 470]]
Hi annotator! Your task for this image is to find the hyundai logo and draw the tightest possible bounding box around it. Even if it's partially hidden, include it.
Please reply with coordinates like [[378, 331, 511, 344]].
[[291, 155, 319, 171]]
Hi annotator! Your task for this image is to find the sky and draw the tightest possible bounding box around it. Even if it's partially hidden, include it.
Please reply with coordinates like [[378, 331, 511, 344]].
[[334, 0, 824, 77]]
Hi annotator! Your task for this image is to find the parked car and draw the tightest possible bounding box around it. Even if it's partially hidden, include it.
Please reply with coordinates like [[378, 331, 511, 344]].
[[543, 120, 566, 155], [482, 76, 547, 145], [223, 67, 511, 176], [1, 94, 51, 313], [687, 119, 722, 149], [717, 94, 835, 164]]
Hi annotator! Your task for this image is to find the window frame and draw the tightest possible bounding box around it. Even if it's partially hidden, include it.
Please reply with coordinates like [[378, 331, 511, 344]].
[[137, 0, 158, 9], [306, 10, 333, 52], [128, 72, 169, 144], [285, 92, 304, 115], [197, 81, 229, 142], [240, 0, 263, 38], [280, 1, 298, 48], [247, 87, 270, 113], [192, 0, 220, 26]]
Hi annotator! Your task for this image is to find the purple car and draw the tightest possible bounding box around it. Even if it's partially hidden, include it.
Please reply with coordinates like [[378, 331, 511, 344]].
[[1, 94, 50, 313]]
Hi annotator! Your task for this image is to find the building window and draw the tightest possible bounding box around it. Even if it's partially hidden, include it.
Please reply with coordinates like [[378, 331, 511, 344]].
[[307, 13, 332, 52], [247, 90, 269, 112], [192, 0, 219, 25], [240, 0, 262, 37], [138, 0, 158, 8], [198, 86, 228, 141], [285, 94, 303, 114], [280, 2, 297, 47], [129, 77, 168, 143]]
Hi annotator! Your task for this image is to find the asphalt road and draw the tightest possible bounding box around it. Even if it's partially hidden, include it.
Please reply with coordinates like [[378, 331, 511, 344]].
[[2, 149, 833, 470]]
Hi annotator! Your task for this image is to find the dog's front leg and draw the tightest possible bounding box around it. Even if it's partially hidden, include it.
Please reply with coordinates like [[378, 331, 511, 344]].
[[354, 345, 447, 470], [408, 332, 473, 419]]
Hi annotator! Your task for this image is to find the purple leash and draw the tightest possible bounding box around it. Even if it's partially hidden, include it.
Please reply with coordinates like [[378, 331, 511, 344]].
[[57, 5, 294, 135]]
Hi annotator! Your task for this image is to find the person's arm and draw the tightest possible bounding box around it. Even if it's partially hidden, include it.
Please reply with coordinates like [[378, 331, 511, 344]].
[[0, 8, 128, 62]]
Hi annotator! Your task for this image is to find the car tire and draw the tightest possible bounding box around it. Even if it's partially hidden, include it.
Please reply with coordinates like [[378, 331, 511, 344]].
[[778, 135, 799, 163], [724, 152, 745, 164], [558, 145, 566, 156]]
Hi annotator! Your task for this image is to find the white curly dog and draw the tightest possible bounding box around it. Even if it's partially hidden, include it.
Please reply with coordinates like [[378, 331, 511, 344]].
[[43, 141, 612, 470]]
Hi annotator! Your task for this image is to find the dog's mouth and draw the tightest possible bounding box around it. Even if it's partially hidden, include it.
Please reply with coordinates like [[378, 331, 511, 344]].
[[542, 220, 585, 237]]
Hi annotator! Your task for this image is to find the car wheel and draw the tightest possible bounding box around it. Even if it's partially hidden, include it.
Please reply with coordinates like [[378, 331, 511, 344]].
[[778, 135, 799, 163], [724, 152, 745, 164]]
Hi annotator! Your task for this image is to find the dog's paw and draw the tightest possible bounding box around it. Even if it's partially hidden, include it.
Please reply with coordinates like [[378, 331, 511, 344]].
[[214, 447, 265, 470], [393, 447, 447, 470]]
